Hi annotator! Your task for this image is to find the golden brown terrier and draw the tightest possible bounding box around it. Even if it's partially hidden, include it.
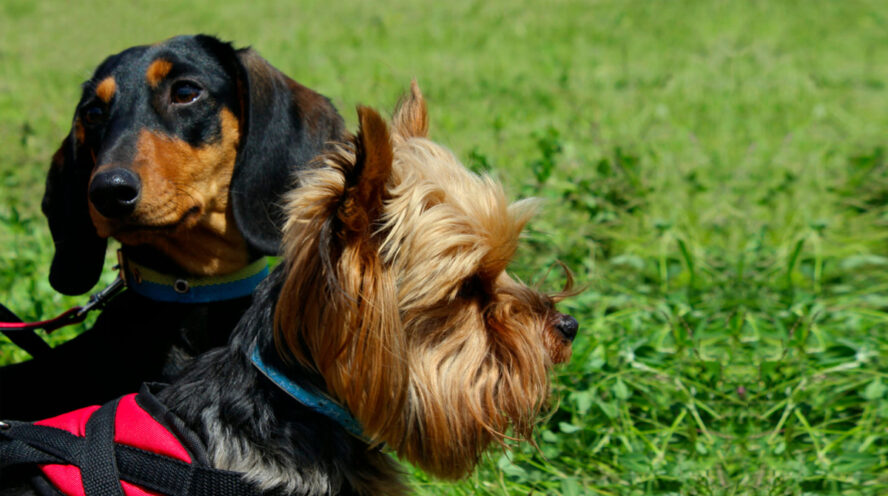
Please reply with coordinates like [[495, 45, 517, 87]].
[[271, 80, 579, 488], [1, 82, 579, 495]]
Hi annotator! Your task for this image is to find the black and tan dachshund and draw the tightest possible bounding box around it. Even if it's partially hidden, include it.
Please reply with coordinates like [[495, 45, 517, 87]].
[[0, 35, 343, 421]]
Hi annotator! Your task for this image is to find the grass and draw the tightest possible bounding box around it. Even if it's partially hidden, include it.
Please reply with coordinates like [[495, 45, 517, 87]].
[[2, 0, 888, 494]]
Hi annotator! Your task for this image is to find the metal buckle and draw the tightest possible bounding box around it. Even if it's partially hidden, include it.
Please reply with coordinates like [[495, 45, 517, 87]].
[[173, 279, 190, 294]]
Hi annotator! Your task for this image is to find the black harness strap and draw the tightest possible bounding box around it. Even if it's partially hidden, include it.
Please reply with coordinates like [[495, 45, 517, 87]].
[[114, 445, 194, 494], [0, 422, 83, 465], [115, 445, 260, 495], [82, 399, 125, 496], [0, 416, 262, 496], [0, 432, 64, 466]]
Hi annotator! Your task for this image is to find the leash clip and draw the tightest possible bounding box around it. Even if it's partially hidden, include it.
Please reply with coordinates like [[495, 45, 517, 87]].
[[76, 276, 127, 318], [0, 276, 127, 334], [1, 264, 129, 359]]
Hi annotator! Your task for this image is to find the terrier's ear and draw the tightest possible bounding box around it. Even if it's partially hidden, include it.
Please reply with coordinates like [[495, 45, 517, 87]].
[[276, 105, 407, 443], [338, 106, 393, 235], [392, 80, 428, 140]]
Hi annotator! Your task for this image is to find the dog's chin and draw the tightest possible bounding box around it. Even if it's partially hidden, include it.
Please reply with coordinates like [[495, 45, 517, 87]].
[[97, 205, 202, 244], [544, 332, 573, 365], [552, 343, 573, 364]]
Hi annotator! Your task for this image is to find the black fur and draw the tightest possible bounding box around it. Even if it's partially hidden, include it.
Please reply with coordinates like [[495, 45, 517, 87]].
[[0, 35, 344, 421], [42, 134, 108, 296], [1, 271, 398, 495], [224, 39, 345, 256], [155, 267, 403, 495]]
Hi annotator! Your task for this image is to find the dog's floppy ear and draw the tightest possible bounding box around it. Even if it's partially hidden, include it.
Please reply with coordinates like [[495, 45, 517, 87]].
[[392, 80, 428, 141], [42, 133, 108, 295], [226, 45, 344, 256]]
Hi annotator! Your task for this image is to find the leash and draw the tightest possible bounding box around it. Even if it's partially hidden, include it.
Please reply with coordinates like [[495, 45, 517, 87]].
[[1, 252, 270, 358], [0, 275, 126, 358], [0, 277, 126, 334]]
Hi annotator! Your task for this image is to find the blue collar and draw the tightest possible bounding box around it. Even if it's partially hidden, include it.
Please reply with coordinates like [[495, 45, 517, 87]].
[[121, 256, 269, 304], [250, 346, 366, 440]]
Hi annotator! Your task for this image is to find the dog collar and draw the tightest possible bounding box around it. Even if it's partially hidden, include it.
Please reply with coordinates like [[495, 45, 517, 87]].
[[250, 346, 367, 440], [121, 256, 269, 304]]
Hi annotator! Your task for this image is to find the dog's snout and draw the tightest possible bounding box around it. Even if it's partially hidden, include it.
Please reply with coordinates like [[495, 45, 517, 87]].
[[89, 168, 141, 218], [555, 314, 578, 341]]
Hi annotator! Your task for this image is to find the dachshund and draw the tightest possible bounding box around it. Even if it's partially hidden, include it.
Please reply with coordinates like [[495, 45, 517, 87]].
[[0, 35, 344, 421]]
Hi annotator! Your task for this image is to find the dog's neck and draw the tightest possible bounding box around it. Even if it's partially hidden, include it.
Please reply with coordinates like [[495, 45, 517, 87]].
[[120, 242, 255, 278], [115, 204, 252, 277], [148, 210, 251, 275], [250, 346, 369, 441], [157, 267, 407, 496]]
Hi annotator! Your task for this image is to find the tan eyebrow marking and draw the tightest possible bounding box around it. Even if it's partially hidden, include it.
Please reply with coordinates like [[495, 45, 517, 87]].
[[146, 59, 174, 88], [95, 77, 116, 103]]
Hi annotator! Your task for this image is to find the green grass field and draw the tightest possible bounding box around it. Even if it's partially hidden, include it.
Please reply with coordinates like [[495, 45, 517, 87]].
[[2, 1, 888, 494]]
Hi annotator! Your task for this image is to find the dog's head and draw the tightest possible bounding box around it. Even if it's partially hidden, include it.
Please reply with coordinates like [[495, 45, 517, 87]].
[[43, 34, 343, 295], [274, 82, 578, 479]]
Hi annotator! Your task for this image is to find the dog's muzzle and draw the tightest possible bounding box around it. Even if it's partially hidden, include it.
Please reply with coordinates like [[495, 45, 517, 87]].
[[89, 168, 141, 218], [554, 314, 579, 341]]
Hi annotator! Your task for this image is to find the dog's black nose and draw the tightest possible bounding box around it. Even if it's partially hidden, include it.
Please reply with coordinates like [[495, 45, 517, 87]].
[[555, 314, 579, 341], [89, 168, 141, 218]]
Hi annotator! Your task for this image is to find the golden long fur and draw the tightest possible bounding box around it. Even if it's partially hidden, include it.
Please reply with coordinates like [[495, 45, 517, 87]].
[[274, 81, 577, 481]]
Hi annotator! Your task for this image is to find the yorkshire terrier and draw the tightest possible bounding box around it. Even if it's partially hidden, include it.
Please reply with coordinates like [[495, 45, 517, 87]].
[[1, 82, 578, 495]]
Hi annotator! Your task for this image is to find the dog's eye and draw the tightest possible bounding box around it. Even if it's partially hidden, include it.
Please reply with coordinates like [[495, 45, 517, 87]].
[[171, 81, 202, 105], [82, 104, 106, 126]]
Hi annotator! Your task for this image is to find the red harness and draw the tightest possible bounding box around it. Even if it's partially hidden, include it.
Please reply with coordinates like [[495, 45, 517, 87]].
[[0, 384, 261, 495], [35, 393, 190, 496]]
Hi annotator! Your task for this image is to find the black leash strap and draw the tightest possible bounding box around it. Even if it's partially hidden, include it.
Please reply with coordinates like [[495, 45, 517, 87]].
[[0, 276, 126, 358]]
